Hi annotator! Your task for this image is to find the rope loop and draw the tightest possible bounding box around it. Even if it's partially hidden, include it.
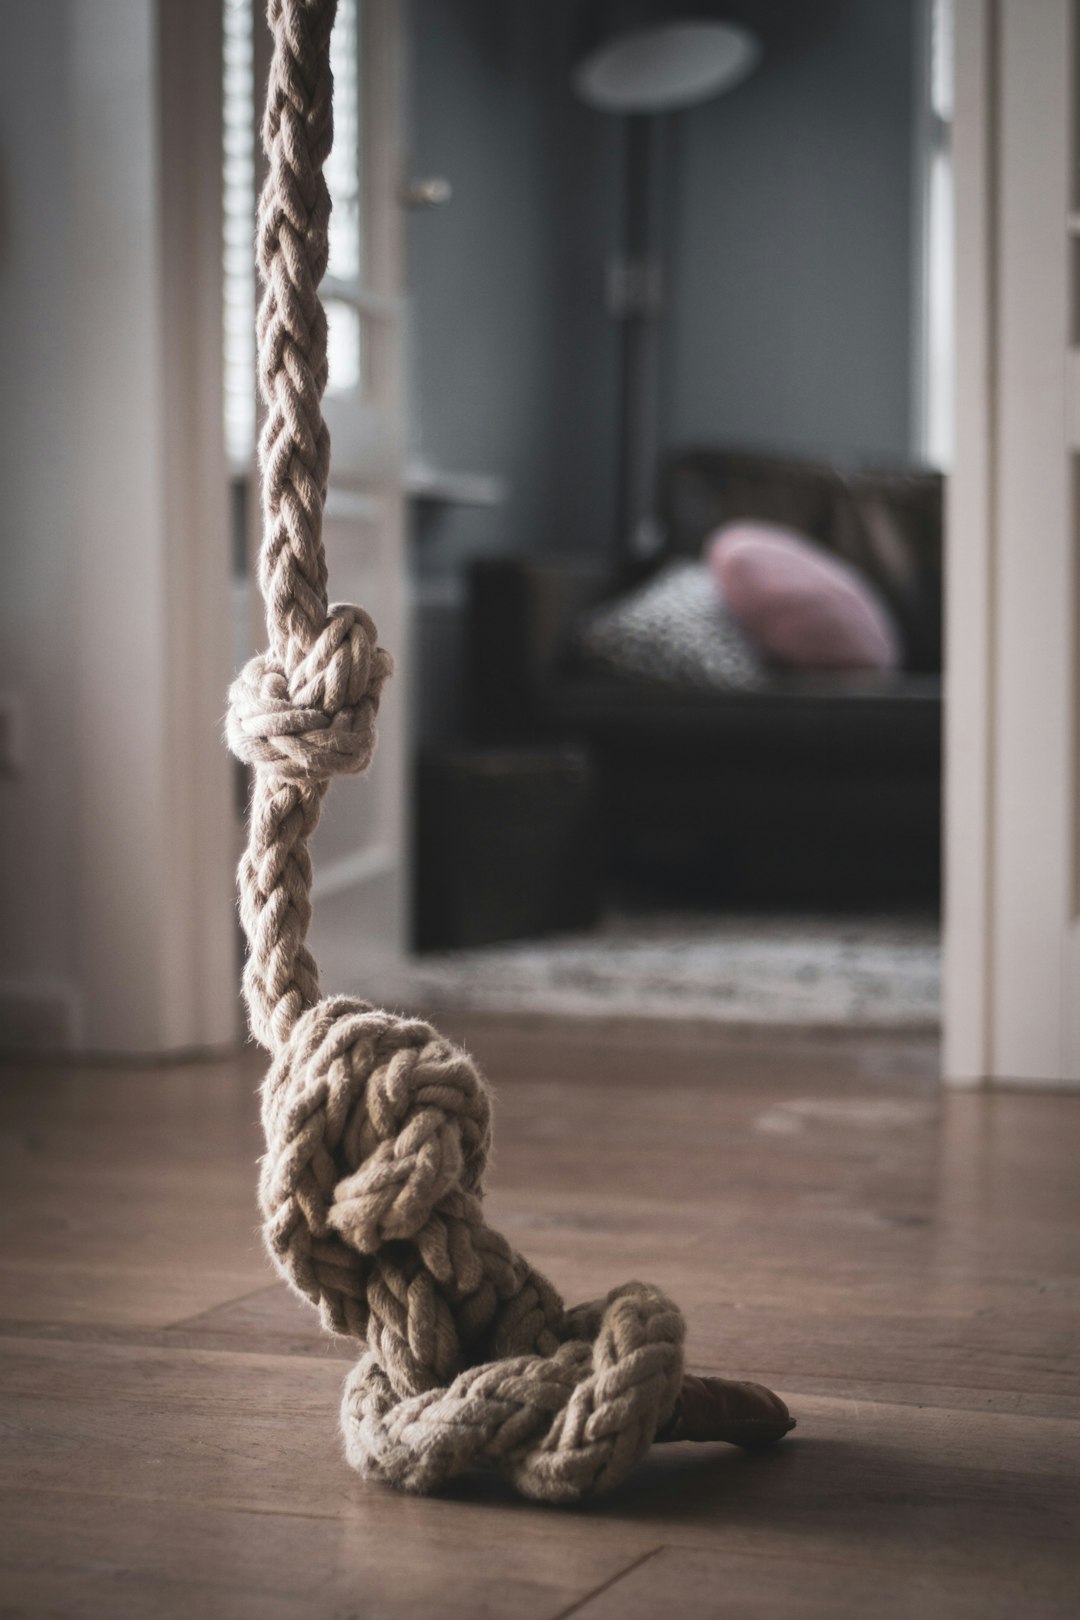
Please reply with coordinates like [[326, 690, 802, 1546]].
[[342, 1282, 684, 1501]]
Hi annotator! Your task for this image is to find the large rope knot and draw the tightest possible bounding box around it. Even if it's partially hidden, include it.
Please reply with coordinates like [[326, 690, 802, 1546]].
[[255, 997, 687, 1500], [258, 997, 493, 1334], [227, 603, 392, 784]]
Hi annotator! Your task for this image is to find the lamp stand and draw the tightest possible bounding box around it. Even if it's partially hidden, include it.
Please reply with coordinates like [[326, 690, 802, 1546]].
[[610, 113, 669, 574]]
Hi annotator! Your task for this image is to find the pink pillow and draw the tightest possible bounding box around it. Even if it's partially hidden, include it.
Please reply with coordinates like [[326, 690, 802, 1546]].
[[706, 523, 900, 672]]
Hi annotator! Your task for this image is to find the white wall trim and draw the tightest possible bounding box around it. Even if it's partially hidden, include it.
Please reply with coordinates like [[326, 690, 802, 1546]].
[[944, 0, 996, 1084], [945, 0, 1080, 1086], [990, 0, 1074, 1083], [910, 0, 935, 464]]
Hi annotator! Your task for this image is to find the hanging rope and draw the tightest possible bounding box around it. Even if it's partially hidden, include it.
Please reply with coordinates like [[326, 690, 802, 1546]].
[[227, 0, 793, 1503]]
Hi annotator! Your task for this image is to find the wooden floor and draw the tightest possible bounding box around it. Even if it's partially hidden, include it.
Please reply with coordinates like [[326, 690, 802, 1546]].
[[2, 1014, 1078, 1619]]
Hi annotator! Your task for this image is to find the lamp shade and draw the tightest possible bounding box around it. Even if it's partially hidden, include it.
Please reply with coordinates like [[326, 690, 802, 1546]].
[[573, 2, 760, 112]]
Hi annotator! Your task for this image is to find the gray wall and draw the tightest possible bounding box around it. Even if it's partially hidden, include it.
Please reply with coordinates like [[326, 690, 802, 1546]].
[[406, 0, 624, 739], [405, 0, 920, 737], [664, 1, 918, 466], [407, 0, 622, 583]]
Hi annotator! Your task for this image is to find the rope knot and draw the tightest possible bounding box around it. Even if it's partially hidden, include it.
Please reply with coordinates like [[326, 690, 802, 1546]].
[[258, 998, 493, 1336], [227, 603, 392, 784]]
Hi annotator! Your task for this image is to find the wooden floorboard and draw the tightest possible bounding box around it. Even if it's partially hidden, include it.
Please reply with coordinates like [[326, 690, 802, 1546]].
[[1, 1015, 1078, 1618]]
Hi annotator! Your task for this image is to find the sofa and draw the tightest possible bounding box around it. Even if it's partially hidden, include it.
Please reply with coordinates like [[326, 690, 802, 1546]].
[[466, 448, 944, 909]]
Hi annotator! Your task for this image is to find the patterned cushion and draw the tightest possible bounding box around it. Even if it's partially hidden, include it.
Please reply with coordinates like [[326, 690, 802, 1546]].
[[575, 562, 763, 691]]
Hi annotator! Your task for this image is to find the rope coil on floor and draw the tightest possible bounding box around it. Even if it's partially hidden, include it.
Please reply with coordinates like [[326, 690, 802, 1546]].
[[227, 0, 790, 1502]]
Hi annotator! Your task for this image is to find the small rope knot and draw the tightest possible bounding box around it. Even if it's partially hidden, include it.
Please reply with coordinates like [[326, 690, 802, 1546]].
[[227, 603, 392, 784]]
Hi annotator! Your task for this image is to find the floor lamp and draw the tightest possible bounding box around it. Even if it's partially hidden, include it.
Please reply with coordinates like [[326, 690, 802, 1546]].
[[573, 4, 760, 570]]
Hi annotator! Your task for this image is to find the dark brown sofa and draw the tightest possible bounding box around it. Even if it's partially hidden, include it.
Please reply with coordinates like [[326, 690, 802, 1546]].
[[467, 449, 944, 908]]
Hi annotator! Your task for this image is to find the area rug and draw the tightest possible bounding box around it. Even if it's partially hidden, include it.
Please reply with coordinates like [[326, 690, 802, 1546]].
[[370, 913, 941, 1030]]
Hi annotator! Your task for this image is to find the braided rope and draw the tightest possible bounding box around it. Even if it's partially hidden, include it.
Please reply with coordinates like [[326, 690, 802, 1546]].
[[227, 0, 784, 1502]]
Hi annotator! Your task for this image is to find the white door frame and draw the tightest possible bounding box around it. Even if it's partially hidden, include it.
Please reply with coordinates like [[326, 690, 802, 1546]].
[[945, 0, 1080, 1086], [71, 0, 237, 1053], [68, 0, 408, 1053]]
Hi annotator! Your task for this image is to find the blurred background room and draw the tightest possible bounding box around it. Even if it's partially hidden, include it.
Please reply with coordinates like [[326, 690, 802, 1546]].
[[331, 0, 951, 1032], [1, 0, 1077, 1084], [3, 3, 1080, 1612]]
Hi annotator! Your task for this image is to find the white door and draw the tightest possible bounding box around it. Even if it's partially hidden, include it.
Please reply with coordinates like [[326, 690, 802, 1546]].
[[945, 0, 1080, 1086]]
